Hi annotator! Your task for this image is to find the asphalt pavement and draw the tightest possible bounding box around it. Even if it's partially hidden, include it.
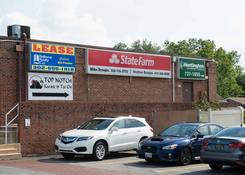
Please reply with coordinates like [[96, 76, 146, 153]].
[[0, 152, 244, 175]]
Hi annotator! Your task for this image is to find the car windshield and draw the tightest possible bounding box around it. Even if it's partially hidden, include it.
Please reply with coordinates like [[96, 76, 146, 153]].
[[78, 119, 114, 130], [216, 127, 245, 137], [160, 124, 198, 137]]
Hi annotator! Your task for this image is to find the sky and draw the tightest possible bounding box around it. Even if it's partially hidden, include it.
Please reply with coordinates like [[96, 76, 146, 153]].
[[0, 0, 245, 66]]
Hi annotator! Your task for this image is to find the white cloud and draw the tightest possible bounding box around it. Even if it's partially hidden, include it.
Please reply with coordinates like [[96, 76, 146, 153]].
[[0, 0, 111, 46], [48, 13, 111, 46], [0, 0, 244, 66], [1, 11, 43, 37]]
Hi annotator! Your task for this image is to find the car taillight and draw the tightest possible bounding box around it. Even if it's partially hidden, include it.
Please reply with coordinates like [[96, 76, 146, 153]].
[[229, 142, 245, 149], [202, 139, 209, 150]]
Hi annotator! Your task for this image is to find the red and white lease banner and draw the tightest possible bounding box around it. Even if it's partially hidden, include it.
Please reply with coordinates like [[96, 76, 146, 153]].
[[86, 49, 171, 78]]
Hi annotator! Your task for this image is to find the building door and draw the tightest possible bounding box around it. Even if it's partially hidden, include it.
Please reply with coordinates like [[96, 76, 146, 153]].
[[183, 82, 193, 102]]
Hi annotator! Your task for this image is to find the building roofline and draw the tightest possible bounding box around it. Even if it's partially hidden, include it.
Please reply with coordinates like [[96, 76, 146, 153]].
[[0, 35, 213, 61]]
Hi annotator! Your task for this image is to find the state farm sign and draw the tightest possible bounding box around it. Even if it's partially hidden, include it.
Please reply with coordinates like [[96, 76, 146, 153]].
[[86, 49, 171, 78]]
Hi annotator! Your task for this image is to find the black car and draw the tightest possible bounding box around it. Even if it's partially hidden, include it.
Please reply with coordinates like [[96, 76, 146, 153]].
[[138, 123, 224, 165]]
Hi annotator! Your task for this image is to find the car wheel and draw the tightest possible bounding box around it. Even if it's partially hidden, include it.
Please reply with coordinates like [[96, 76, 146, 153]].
[[93, 141, 107, 161], [179, 148, 192, 165], [209, 163, 223, 170], [61, 153, 75, 159]]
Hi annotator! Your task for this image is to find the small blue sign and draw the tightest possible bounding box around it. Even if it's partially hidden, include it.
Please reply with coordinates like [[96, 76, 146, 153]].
[[29, 43, 76, 73]]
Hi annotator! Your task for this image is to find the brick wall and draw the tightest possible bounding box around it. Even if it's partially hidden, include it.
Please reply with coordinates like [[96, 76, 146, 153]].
[[88, 75, 172, 103], [19, 102, 195, 156], [0, 39, 19, 125], [207, 61, 217, 101], [0, 37, 217, 155], [154, 110, 198, 134], [0, 38, 217, 108]]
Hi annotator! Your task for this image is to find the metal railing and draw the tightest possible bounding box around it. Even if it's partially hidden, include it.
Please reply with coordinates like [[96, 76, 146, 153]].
[[4, 103, 19, 144]]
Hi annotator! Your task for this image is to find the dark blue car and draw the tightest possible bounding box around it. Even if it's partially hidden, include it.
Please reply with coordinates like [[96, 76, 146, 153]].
[[138, 123, 224, 165]]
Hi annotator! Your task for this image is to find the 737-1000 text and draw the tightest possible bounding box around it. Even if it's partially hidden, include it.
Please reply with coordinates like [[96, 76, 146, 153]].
[[184, 71, 202, 77]]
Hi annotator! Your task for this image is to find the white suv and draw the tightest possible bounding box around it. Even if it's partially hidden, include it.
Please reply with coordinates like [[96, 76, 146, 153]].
[[55, 116, 153, 160]]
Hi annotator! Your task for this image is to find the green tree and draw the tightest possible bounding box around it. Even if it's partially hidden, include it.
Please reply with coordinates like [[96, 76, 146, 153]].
[[162, 39, 216, 58], [163, 39, 243, 98], [193, 91, 219, 111], [130, 39, 161, 53], [214, 48, 243, 97], [113, 38, 243, 98], [113, 42, 128, 50], [236, 66, 245, 97]]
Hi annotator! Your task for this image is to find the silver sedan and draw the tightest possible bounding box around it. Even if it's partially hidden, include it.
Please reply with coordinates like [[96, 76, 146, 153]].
[[200, 126, 245, 170]]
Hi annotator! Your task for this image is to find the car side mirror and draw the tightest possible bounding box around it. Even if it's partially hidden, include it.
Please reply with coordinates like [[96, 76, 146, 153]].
[[197, 134, 204, 139], [191, 133, 204, 140], [110, 127, 119, 133]]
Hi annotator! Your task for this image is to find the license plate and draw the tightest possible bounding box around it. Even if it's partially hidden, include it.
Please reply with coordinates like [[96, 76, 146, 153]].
[[145, 152, 152, 158], [214, 145, 224, 151]]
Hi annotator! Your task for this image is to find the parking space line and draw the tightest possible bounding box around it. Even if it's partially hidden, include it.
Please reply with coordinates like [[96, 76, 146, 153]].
[[154, 164, 208, 173], [100, 159, 143, 165]]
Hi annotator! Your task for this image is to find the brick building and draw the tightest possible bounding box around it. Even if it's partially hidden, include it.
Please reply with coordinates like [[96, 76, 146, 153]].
[[0, 25, 217, 156]]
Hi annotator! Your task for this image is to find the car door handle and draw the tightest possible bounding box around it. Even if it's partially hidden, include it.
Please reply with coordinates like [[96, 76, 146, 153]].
[[122, 132, 127, 135], [137, 130, 142, 132]]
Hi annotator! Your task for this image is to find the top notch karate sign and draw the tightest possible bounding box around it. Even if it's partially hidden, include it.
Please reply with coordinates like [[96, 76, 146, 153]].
[[86, 49, 171, 78], [28, 72, 73, 100]]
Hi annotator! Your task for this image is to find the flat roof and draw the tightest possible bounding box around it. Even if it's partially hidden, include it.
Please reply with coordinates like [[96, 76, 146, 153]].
[[0, 36, 210, 61]]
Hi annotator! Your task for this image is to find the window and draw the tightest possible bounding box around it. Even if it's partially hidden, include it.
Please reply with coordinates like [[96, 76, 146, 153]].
[[160, 124, 198, 137], [209, 125, 223, 135], [125, 119, 145, 128], [78, 119, 113, 130], [216, 127, 245, 137], [112, 120, 125, 129], [197, 125, 209, 136]]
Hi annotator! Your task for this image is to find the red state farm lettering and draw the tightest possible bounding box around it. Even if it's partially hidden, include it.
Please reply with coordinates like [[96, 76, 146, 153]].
[[32, 43, 74, 55]]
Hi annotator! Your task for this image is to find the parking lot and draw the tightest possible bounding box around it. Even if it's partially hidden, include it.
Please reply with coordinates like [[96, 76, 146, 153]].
[[0, 152, 244, 175]]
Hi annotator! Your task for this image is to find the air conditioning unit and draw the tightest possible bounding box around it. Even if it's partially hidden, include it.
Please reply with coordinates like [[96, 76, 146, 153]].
[[7, 25, 30, 39]]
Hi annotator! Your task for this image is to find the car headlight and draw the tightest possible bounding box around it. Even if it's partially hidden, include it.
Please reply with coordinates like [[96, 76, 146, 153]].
[[57, 134, 62, 140], [162, 144, 178, 150], [77, 136, 93, 141]]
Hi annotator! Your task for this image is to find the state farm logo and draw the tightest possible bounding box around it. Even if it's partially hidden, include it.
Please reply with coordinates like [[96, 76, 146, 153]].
[[109, 54, 120, 64], [108, 53, 155, 67]]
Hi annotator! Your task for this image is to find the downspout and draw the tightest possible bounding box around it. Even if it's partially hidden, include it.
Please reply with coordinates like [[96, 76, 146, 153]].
[[172, 56, 176, 102], [206, 61, 210, 101], [16, 42, 22, 144], [22, 33, 27, 101], [17, 33, 27, 105], [17, 33, 27, 143]]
